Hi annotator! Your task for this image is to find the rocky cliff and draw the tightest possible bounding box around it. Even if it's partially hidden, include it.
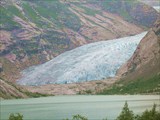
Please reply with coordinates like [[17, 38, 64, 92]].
[[117, 20, 160, 80]]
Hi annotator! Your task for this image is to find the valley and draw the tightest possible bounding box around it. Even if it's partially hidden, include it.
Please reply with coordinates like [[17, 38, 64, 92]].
[[0, 0, 159, 82], [0, 0, 160, 120], [17, 32, 147, 86], [0, 0, 160, 97]]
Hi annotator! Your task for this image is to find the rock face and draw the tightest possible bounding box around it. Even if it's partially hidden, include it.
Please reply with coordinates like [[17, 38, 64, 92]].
[[117, 20, 160, 79], [17, 32, 147, 86]]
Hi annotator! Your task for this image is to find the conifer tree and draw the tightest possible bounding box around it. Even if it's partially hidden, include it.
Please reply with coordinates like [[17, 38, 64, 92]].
[[116, 101, 134, 120]]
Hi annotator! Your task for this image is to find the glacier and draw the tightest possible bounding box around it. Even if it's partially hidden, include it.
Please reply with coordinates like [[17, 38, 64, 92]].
[[17, 32, 147, 86]]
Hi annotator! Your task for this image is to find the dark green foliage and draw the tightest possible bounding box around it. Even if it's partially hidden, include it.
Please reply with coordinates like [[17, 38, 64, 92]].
[[116, 102, 134, 120], [64, 114, 88, 120], [102, 118, 108, 120], [136, 104, 160, 120], [8, 113, 23, 120], [99, 74, 160, 95], [84, 90, 92, 94], [116, 103, 160, 120], [72, 114, 88, 120], [24, 91, 51, 98]]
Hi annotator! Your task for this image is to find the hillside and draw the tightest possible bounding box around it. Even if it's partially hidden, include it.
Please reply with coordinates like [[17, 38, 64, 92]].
[[99, 20, 160, 95], [0, 0, 159, 82], [0, 78, 27, 99], [0, 78, 51, 99], [117, 20, 160, 80]]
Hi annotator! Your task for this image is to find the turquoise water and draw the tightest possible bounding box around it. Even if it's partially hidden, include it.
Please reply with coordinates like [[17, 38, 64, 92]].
[[1, 95, 160, 120]]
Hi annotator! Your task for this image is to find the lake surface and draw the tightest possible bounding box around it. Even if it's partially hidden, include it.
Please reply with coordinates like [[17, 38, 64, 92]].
[[1, 95, 160, 120]]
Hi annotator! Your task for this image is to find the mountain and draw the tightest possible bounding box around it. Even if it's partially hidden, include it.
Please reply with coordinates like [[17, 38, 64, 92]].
[[99, 20, 160, 94], [17, 32, 147, 86], [0, 0, 159, 82], [117, 20, 160, 80]]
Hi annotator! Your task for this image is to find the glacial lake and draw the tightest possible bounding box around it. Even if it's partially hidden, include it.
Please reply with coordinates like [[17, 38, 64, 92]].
[[1, 95, 160, 120]]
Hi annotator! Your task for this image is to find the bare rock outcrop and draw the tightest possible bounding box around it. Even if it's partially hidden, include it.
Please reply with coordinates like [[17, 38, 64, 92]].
[[117, 20, 160, 79]]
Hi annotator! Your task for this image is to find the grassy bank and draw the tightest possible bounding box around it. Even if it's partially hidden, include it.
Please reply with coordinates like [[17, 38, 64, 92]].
[[99, 74, 160, 95]]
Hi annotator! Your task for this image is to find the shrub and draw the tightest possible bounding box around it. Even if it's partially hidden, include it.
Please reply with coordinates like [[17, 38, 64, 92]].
[[8, 113, 23, 120], [63, 114, 88, 120], [72, 114, 88, 120]]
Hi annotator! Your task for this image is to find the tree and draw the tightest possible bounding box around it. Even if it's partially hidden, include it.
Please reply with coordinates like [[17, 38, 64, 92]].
[[8, 113, 23, 120], [63, 114, 88, 120], [116, 101, 134, 120], [72, 114, 88, 120], [137, 104, 160, 120]]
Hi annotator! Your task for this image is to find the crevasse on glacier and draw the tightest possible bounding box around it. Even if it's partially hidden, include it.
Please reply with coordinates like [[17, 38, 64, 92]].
[[17, 32, 147, 86]]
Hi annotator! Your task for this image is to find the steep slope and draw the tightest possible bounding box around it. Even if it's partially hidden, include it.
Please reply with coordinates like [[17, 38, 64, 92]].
[[0, 79, 28, 99], [17, 32, 147, 86], [117, 20, 160, 80], [99, 21, 160, 94], [0, 78, 51, 99], [0, 0, 159, 82], [0, 57, 20, 82], [86, 0, 159, 27]]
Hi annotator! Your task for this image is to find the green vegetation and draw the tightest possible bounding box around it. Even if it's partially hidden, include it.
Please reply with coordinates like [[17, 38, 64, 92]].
[[24, 91, 50, 98], [22, 2, 46, 28], [98, 0, 135, 22], [136, 104, 160, 120], [0, 6, 20, 30], [0, 0, 82, 60], [87, 0, 156, 27], [99, 74, 160, 95], [116, 102, 134, 120], [64, 114, 88, 120], [116, 102, 160, 120], [33, 0, 81, 31], [8, 103, 160, 120], [1, 0, 81, 30], [22, 2, 39, 21], [75, 4, 101, 16], [0, 77, 52, 99], [6, 5, 25, 20], [8, 113, 23, 120]]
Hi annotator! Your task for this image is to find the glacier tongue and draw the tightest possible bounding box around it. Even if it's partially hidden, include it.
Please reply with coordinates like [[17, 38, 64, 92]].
[[17, 32, 147, 86]]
